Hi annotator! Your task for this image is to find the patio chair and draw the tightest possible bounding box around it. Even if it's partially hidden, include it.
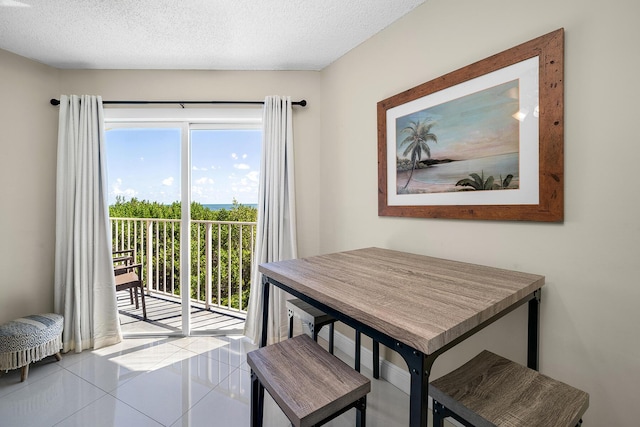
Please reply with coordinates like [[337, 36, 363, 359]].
[[113, 250, 147, 320]]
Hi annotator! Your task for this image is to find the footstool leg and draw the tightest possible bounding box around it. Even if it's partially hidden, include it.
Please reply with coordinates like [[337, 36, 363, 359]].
[[54, 352, 62, 362], [20, 364, 29, 382]]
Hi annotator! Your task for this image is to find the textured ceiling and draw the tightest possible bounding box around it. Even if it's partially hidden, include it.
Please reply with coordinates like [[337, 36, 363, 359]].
[[0, 0, 426, 70]]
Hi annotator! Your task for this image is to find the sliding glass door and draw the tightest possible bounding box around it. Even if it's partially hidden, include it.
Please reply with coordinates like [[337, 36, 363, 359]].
[[104, 108, 261, 337]]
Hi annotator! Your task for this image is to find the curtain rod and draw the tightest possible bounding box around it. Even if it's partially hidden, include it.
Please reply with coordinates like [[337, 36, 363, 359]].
[[49, 98, 307, 107]]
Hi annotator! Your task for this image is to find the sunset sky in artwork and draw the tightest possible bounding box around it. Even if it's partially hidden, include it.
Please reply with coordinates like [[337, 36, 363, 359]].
[[396, 79, 520, 161]]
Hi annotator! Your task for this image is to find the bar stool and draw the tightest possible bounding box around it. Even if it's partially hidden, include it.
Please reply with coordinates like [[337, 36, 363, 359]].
[[247, 334, 371, 427], [430, 350, 589, 427], [286, 298, 380, 378]]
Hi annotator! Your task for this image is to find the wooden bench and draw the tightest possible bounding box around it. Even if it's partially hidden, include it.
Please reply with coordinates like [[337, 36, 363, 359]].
[[247, 334, 371, 427], [287, 298, 380, 379], [430, 350, 589, 427]]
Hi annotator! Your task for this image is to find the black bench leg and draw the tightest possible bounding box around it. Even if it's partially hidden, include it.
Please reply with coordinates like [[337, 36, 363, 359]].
[[251, 371, 265, 427], [355, 330, 362, 372], [356, 396, 367, 427], [328, 323, 335, 354], [432, 400, 446, 427], [288, 315, 294, 339], [372, 340, 379, 379]]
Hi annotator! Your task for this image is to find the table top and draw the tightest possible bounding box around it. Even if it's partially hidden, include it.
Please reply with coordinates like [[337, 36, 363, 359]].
[[259, 247, 544, 355]]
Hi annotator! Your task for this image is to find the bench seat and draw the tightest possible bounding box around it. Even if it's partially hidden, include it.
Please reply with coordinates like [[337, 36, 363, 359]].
[[430, 350, 589, 427], [247, 334, 371, 427]]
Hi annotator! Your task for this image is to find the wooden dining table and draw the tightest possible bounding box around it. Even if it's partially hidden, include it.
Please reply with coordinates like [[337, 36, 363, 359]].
[[258, 247, 545, 427]]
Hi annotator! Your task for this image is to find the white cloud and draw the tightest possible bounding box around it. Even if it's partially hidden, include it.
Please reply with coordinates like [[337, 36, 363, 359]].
[[193, 166, 208, 171], [234, 163, 250, 170], [247, 171, 259, 182], [242, 154, 247, 159], [112, 178, 137, 198], [162, 177, 174, 186], [195, 177, 214, 185], [231, 153, 238, 160]]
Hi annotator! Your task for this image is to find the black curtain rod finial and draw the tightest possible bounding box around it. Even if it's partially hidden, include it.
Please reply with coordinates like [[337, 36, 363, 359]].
[[50, 98, 60, 106]]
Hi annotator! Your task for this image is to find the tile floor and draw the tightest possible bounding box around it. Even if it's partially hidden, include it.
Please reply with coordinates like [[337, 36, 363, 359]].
[[0, 335, 421, 427]]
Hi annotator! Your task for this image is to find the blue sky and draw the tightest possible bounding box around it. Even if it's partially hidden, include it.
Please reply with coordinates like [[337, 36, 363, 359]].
[[105, 128, 262, 205], [396, 79, 520, 161]]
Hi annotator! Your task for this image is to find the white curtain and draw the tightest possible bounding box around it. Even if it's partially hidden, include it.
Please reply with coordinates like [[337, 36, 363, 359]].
[[54, 95, 122, 352], [244, 96, 298, 345]]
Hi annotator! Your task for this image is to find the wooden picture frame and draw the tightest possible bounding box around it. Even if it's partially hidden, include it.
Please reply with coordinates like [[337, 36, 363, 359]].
[[378, 29, 564, 221]]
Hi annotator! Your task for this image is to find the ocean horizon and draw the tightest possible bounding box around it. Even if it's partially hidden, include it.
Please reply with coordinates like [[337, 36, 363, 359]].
[[202, 203, 258, 211]]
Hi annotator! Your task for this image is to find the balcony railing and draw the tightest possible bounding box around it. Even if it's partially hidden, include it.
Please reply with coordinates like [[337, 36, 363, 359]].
[[110, 217, 256, 317]]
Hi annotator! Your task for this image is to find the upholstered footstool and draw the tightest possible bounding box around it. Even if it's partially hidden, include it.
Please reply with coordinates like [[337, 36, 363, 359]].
[[0, 313, 64, 382]]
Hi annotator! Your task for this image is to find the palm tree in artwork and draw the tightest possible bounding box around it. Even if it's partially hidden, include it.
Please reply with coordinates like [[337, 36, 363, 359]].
[[400, 119, 438, 189]]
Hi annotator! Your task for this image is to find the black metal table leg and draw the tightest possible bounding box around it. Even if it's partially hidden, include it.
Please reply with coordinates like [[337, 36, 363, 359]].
[[260, 276, 270, 347], [527, 288, 541, 370], [355, 330, 362, 372], [373, 340, 380, 379], [250, 371, 264, 427], [394, 342, 430, 427]]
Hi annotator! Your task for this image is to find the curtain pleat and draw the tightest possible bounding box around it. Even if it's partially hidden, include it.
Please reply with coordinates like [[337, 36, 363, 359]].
[[244, 96, 298, 345], [54, 95, 122, 352]]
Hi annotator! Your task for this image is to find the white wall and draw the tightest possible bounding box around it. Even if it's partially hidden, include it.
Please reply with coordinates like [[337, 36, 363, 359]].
[[0, 49, 59, 323], [319, 0, 640, 425]]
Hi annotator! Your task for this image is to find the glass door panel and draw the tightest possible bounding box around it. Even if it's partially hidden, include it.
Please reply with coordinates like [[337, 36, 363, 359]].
[[189, 128, 261, 335], [106, 126, 184, 336]]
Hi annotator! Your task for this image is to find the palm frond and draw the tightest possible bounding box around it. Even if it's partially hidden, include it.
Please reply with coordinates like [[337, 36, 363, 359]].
[[484, 176, 494, 190], [469, 173, 483, 187], [455, 178, 481, 189]]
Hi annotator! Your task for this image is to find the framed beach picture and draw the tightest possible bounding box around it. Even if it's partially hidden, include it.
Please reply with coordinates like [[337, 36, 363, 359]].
[[377, 29, 564, 221]]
